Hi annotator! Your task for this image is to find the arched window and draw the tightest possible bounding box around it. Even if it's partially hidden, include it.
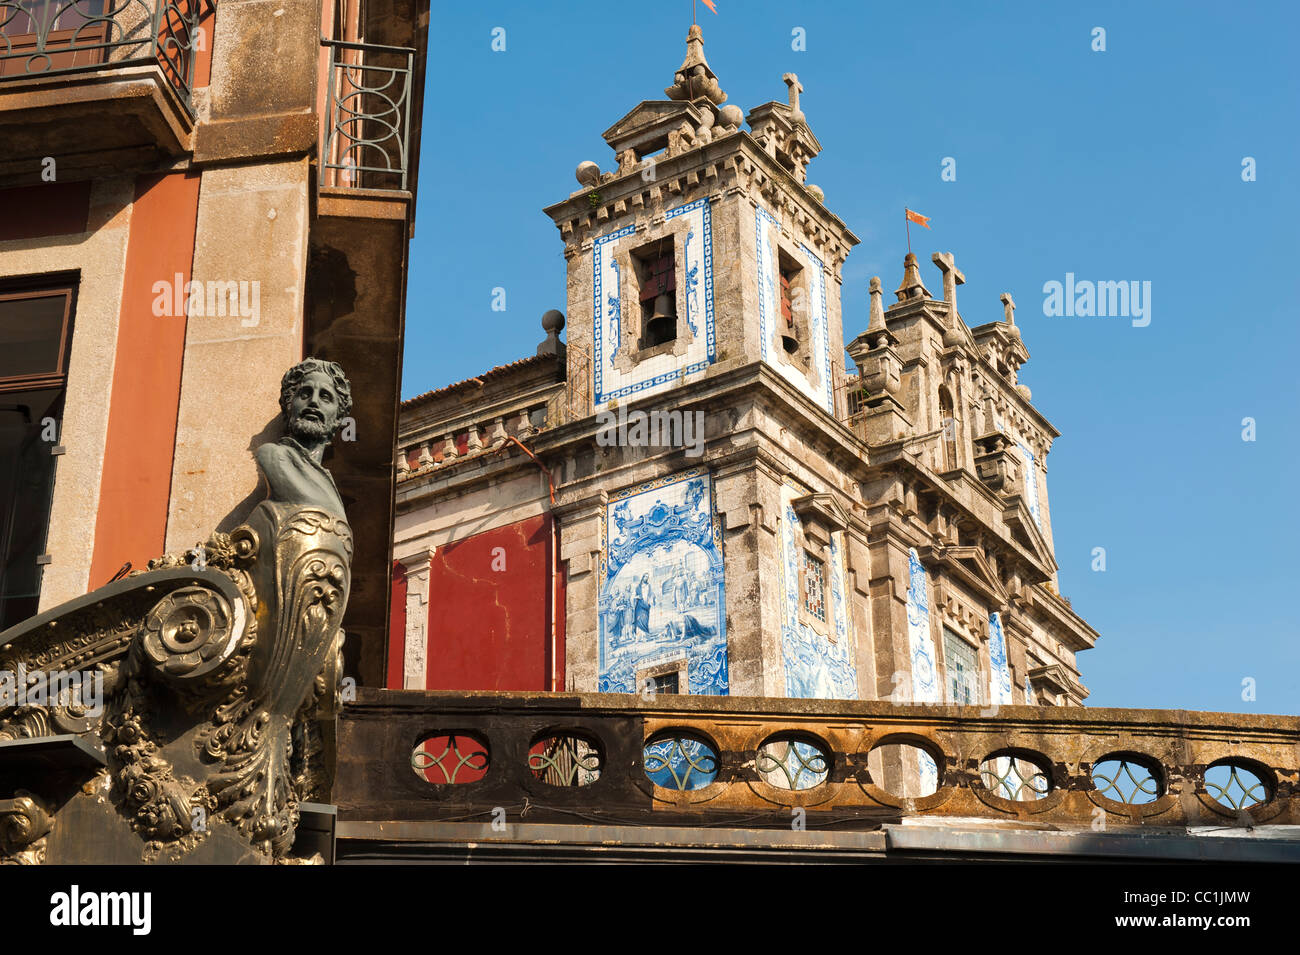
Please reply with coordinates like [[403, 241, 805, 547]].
[[939, 386, 958, 471]]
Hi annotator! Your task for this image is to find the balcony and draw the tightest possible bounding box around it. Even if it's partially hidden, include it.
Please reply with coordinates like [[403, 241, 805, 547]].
[[0, 0, 208, 179], [317, 38, 413, 212], [334, 689, 1300, 862]]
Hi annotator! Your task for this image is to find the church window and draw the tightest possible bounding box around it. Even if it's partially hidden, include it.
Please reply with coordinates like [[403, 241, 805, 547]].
[[776, 250, 809, 370], [651, 672, 679, 695], [939, 386, 958, 471], [801, 550, 826, 623], [943, 628, 978, 705], [633, 238, 677, 349], [0, 279, 75, 630]]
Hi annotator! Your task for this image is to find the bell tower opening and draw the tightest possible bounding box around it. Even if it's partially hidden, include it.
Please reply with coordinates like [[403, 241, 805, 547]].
[[634, 238, 678, 349]]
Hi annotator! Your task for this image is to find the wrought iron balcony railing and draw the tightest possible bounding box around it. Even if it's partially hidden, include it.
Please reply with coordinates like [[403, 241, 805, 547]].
[[321, 38, 413, 194], [0, 0, 208, 113]]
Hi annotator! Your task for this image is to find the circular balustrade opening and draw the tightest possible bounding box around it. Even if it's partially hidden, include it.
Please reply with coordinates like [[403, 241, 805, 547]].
[[643, 733, 719, 791], [867, 742, 941, 798], [528, 732, 603, 787], [1204, 760, 1270, 811], [756, 734, 830, 790], [979, 751, 1051, 801], [411, 733, 490, 785], [1091, 755, 1163, 805]]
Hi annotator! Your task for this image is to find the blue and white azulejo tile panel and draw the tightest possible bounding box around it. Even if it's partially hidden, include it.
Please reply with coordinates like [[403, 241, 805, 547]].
[[591, 198, 716, 408], [905, 547, 941, 790], [1017, 442, 1042, 528], [777, 487, 857, 700], [754, 205, 834, 414], [598, 468, 728, 695], [987, 611, 1014, 705]]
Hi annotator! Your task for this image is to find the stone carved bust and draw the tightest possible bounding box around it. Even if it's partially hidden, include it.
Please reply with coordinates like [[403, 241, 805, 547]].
[[254, 357, 351, 517]]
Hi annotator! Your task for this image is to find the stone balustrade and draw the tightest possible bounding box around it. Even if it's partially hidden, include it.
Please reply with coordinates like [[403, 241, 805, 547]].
[[396, 403, 548, 479], [336, 690, 1300, 833]]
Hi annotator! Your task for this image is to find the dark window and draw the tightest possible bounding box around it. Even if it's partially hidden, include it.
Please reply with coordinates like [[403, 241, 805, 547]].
[[801, 550, 826, 623], [633, 239, 677, 348], [939, 386, 958, 471], [776, 251, 808, 366], [652, 672, 679, 695], [0, 280, 75, 630]]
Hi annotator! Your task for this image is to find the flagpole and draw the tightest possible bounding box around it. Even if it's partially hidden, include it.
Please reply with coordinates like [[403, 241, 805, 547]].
[[905, 208, 912, 256]]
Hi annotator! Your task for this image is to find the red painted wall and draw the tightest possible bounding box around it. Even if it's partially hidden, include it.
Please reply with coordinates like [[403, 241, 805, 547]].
[[88, 171, 201, 587], [386, 559, 407, 688], [419, 513, 563, 692]]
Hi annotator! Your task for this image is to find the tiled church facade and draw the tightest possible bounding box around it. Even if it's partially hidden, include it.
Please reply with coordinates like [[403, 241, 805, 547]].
[[392, 25, 1097, 708]]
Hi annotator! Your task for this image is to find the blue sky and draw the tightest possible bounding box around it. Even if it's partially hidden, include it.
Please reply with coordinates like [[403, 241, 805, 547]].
[[405, 1, 1300, 714]]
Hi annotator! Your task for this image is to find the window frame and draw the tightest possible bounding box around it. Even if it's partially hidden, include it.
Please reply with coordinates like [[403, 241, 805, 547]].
[[0, 274, 78, 630], [942, 627, 980, 705]]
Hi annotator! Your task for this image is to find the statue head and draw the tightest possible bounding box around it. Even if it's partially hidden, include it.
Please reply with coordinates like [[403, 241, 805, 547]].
[[278, 358, 353, 444]]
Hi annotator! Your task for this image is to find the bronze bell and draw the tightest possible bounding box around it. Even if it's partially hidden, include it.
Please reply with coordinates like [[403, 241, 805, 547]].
[[645, 292, 677, 346]]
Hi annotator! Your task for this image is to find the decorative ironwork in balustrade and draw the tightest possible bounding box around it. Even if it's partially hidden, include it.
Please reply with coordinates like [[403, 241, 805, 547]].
[[321, 38, 413, 193], [528, 733, 602, 788], [1091, 755, 1162, 806], [0, 0, 208, 112], [756, 735, 830, 791]]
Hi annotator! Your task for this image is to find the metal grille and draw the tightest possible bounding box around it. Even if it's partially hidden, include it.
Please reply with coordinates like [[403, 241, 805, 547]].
[[321, 38, 414, 193], [0, 0, 209, 112]]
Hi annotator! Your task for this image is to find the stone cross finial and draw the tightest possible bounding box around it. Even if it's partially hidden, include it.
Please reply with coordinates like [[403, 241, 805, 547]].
[[1000, 292, 1016, 325], [783, 73, 803, 112], [931, 252, 965, 308]]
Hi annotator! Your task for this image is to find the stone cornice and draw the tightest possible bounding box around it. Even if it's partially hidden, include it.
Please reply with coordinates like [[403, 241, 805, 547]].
[[543, 130, 859, 269]]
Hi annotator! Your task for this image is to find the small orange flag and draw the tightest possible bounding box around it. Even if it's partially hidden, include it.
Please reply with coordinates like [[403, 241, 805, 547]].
[[701, 0, 718, 12], [905, 208, 931, 229]]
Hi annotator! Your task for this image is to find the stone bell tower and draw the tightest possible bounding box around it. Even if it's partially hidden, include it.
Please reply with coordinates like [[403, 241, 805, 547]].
[[544, 24, 859, 416]]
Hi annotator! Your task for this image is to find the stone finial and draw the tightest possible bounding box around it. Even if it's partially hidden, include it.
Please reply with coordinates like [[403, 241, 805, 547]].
[[718, 103, 744, 130], [537, 309, 566, 358], [665, 24, 727, 105], [894, 252, 931, 301], [805, 183, 824, 203], [867, 276, 886, 334], [783, 72, 805, 125], [575, 161, 600, 188]]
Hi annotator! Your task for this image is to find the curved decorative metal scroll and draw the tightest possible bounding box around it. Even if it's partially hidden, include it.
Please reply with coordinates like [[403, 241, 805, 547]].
[[528, 733, 602, 787], [0, 0, 209, 111], [321, 39, 413, 192], [1091, 756, 1162, 805], [411, 734, 490, 785], [756, 735, 829, 790], [979, 752, 1051, 802], [1205, 760, 1269, 811], [643, 733, 718, 791]]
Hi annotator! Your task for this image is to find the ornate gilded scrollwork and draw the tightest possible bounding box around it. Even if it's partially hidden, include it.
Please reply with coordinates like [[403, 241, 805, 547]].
[[141, 585, 244, 680], [0, 358, 355, 864], [0, 791, 53, 865]]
